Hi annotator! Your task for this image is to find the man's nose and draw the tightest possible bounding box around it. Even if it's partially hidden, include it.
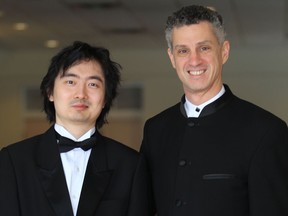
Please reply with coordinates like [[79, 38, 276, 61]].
[[188, 51, 202, 66], [74, 84, 87, 99]]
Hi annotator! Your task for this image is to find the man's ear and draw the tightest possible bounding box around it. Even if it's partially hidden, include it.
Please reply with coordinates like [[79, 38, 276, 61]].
[[222, 40, 230, 64], [48, 94, 54, 102]]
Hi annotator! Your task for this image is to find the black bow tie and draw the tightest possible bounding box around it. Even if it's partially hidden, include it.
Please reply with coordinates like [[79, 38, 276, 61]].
[[57, 134, 97, 153]]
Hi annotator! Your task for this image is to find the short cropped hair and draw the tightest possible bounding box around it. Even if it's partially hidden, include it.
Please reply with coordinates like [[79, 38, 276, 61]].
[[165, 5, 227, 49]]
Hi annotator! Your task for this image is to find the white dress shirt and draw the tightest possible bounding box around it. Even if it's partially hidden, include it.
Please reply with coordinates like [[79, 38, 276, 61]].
[[54, 124, 95, 216], [184, 85, 225, 118]]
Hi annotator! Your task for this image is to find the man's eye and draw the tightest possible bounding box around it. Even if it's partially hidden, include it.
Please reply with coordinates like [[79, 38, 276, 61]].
[[66, 80, 74, 85], [200, 46, 210, 51], [177, 49, 189, 56], [179, 49, 187, 53], [88, 83, 98, 88]]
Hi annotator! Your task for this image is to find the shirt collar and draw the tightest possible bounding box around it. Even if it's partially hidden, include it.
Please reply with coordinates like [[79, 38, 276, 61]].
[[184, 85, 225, 118], [54, 123, 96, 141]]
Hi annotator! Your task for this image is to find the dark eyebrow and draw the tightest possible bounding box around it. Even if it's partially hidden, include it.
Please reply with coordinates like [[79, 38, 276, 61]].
[[61, 72, 104, 83], [60, 72, 78, 78], [89, 75, 104, 83]]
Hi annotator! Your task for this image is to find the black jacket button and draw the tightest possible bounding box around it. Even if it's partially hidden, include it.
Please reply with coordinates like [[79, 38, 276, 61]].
[[175, 199, 182, 207], [179, 160, 186, 166], [187, 121, 195, 127]]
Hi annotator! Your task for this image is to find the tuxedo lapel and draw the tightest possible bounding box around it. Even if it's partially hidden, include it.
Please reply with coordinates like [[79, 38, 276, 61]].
[[36, 126, 74, 216], [77, 136, 113, 216]]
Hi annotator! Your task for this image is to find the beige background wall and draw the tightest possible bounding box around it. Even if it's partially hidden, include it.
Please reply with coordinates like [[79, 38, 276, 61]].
[[1, 46, 288, 150]]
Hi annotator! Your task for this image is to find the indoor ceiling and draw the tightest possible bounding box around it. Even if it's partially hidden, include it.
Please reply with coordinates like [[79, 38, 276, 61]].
[[0, 0, 287, 50]]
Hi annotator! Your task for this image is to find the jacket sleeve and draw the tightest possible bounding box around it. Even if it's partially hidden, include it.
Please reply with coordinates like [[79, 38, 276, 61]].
[[127, 153, 155, 216], [0, 147, 21, 216], [248, 120, 288, 216]]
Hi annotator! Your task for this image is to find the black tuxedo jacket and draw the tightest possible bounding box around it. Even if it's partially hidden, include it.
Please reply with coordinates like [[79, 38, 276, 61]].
[[0, 126, 150, 216], [141, 85, 288, 216]]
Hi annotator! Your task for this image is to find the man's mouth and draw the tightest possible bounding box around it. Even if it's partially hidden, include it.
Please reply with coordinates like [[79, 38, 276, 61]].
[[72, 102, 89, 109], [188, 69, 205, 75], [73, 104, 88, 108]]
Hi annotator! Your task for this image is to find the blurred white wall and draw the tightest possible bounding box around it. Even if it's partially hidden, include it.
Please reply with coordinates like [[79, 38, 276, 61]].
[[1, 45, 287, 148]]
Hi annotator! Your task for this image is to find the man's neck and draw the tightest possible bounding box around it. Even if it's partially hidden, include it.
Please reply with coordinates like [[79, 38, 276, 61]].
[[185, 85, 225, 106], [54, 123, 96, 140]]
